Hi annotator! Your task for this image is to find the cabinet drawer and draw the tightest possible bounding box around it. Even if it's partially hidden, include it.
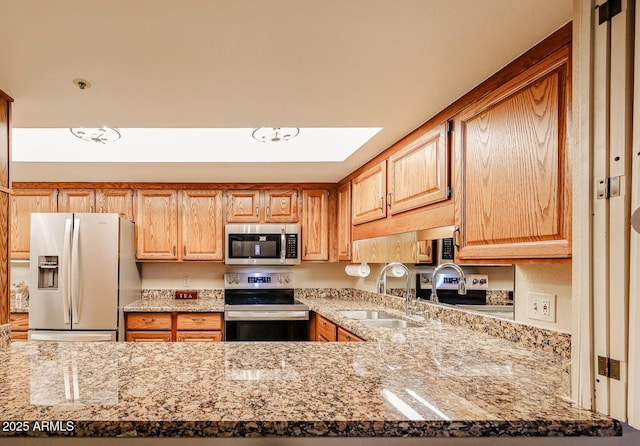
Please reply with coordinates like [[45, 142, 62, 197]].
[[10, 313, 29, 332], [126, 331, 172, 342], [176, 331, 223, 342], [11, 332, 29, 341], [126, 313, 172, 330], [316, 315, 337, 342], [176, 313, 223, 331], [337, 327, 363, 342]]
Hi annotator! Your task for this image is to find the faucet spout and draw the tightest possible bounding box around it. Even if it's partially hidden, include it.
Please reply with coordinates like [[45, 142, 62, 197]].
[[376, 262, 415, 316], [430, 263, 466, 303]]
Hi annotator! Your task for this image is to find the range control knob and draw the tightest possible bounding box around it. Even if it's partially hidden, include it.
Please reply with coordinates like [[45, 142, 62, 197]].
[[284, 274, 291, 283]]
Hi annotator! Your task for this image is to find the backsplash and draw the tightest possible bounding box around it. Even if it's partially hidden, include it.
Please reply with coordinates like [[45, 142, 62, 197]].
[[142, 289, 223, 300]]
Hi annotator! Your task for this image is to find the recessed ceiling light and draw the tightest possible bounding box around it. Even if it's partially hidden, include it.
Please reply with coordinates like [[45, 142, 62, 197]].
[[70, 127, 121, 144], [251, 127, 299, 143]]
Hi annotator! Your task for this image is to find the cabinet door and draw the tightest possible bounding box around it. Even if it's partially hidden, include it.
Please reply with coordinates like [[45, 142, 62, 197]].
[[302, 189, 329, 261], [316, 315, 337, 342], [10, 189, 57, 260], [337, 327, 363, 342], [135, 190, 179, 260], [96, 189, 134, 220], [388, 123, 448, 215], [0, 191, 8, 321], [126, 332, 172, 342], [181, 190, 224, 260], [454, 47, 571, 260], [337, 182, 352, 261], [265, 189, 299, 222], [58, 189, 96, 213], [225, 190, 262, 223], [0, 95, 9, 189], [176, 331, 222, 342], [352, 161, 387, 225]]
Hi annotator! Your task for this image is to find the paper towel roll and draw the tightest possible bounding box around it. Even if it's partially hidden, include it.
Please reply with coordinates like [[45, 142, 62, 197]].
[[345, 263, 370, 277], [389, 264, 406, 277]]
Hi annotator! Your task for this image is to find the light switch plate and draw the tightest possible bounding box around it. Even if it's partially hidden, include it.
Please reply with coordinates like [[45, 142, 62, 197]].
[[527, 292, 556, 322]]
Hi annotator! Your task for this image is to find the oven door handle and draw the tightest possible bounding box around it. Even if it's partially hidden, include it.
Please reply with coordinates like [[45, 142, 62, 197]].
[[280, 228, 286, 264], [225, 310, 309, 321]]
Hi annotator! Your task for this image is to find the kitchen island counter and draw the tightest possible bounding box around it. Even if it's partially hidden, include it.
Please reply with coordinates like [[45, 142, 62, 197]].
[[0, 315, 620, 440]]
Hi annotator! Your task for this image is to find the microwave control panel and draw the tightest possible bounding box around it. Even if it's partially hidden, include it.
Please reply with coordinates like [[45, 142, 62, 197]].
[[285, 234, 298, 259]]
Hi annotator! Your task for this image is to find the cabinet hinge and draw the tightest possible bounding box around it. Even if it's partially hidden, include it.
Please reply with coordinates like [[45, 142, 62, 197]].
[[597, 175, 623, 199], [447, 121, 454, 133], [447, 186, 452, 199], [597, 355, 621, 380], [597, 0, 622, 25]]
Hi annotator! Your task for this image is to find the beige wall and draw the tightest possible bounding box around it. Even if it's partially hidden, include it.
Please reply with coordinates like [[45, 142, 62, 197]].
[[514, 263, 572, 333]]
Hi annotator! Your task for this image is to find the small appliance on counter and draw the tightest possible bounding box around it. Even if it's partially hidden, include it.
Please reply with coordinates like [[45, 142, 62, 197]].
[[28, 213, 141, 342], [224, 271, 309, 341]]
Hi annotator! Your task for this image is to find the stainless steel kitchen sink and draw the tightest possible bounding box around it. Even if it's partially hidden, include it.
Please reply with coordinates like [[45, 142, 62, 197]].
[[337, 310, 397, 320], [359, 319, 421, 328]]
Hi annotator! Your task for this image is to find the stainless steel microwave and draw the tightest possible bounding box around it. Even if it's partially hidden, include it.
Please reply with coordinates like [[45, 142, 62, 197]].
[[225, 224, 300, 265]]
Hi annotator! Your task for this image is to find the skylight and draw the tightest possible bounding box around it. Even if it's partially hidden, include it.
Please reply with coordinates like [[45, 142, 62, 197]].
[[11, 128, 382, 163]]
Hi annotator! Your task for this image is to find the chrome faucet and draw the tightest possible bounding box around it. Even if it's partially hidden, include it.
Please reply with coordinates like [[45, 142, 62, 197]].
[[376, 262, 416, 316], [430, 263, 466, 303]]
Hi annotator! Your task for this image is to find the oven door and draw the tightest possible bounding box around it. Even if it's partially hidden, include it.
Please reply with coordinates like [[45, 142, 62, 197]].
[[225, 318, 309, 342]]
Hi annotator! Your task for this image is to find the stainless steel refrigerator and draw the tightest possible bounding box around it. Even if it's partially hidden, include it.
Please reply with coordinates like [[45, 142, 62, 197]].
[[28, 213, 141, 341]]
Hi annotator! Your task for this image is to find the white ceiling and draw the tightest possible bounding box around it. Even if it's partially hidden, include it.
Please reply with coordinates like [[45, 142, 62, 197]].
[[0, 0, 573, 183]]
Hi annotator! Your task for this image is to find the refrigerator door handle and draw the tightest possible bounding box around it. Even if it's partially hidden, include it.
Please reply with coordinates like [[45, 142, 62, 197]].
[[62, 218, 72, 325], [71, 217, 81, 324]]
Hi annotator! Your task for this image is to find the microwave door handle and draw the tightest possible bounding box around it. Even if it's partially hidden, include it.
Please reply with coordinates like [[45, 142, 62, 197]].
[[280, 228, 286, 264]]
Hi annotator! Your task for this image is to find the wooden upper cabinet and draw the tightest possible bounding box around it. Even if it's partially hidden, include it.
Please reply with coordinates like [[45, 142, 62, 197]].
[[225, 190, 262, 223], [10, 189, 57, 260], [264, 189, 298, 222], [0, 95, 9, 188], [181, 190, 224, 260], [96, 189, 134, 220], [302, 189, 329, 261], [337, 182, 352, 261], [226, 189, 299, 223], [388, 123, 448, 215], [58, 189, 95, 213], [352, 161, 387, 225], [453, 46, 571, 260], [135, 189, 179, 260]]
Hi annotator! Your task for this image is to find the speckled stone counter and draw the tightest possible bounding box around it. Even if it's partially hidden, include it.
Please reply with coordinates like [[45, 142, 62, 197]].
[[0, 320, 620, 438], [124, 297, 224, 313], [0, 324, 10, 349]]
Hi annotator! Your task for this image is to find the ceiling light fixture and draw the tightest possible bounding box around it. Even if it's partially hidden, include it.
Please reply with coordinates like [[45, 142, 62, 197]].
[[251, 127, 300, 143], [70, 127, 121, 144]]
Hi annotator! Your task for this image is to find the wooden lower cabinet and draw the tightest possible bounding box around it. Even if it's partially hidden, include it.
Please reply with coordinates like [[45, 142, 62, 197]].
[[126, 331, 172, 342], [176, 331, 223, 342], [337, 326, 363, 342], [316, 314, 337, 342], [10, 313, 29, 341], [175, 313, 223, 342], [315, 313, 364, 342], [125, 312, 223, 342]]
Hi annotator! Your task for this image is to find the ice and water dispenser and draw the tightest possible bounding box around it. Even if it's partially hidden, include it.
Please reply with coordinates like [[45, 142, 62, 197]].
[[37, 256, 59, 289]]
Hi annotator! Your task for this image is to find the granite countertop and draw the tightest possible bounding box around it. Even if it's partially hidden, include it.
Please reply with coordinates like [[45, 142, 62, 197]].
[[0, 294, 621, 439]]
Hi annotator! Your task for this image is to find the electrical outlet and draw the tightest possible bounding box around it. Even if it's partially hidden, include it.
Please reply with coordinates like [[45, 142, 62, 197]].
[[183, 276, 190, 287], [527, 292, 556, 322]]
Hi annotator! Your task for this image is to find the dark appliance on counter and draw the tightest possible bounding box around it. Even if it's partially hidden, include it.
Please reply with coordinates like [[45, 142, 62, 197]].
[[224, 272, 309, 341], [416, 272, 489, 305], [225, 224, 300, 265]]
